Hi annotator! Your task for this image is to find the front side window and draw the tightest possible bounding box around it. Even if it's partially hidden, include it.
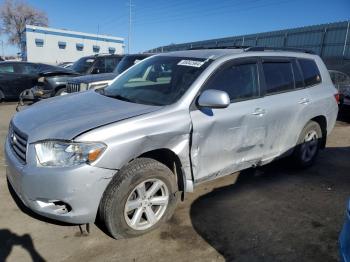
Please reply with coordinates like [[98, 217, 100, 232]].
[[298, 59, 321, 87], [0, 64, 14, 73], [262, 61, 295, 94], [103, 56, 212, 106], [203, 62, 259, 102]]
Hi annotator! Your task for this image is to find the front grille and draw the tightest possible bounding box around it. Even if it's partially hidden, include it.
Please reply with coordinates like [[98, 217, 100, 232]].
[[66, 82, 80, 93], [9, 124, 28, 163]]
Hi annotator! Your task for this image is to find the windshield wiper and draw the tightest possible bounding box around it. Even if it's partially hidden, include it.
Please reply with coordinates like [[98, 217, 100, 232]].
[[107, 94, 134, 103]]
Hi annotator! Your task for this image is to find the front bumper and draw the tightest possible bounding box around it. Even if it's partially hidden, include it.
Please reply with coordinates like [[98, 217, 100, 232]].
[[5, 138, 116, 224]]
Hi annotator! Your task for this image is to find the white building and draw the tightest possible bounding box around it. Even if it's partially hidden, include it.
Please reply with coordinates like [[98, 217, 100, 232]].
[[21, 25, 125, 64]]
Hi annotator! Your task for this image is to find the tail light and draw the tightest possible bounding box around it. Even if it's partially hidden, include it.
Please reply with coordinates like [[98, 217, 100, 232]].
[[334, 93, 340, 104]]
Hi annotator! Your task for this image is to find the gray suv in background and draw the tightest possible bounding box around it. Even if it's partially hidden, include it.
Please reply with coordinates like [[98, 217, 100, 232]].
[[65, 53, 152, 93], [5, 48, 338, 239]]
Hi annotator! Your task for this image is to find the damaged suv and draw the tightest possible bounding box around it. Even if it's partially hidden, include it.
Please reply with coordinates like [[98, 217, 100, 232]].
[[5, 48, 338, 239]]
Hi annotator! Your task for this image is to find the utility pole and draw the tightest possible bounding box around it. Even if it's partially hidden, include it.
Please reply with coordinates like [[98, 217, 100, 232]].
[[1, 40, 4, 58], [128, 0, 132, 54]]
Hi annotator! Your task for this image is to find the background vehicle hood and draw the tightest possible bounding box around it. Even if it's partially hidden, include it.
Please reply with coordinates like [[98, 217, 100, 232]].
[[70, 73, 118, 84], [11, 91, 161, 143]]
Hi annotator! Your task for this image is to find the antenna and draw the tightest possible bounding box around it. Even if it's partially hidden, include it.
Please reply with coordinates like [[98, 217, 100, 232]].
[[128, 0, 133, 54]]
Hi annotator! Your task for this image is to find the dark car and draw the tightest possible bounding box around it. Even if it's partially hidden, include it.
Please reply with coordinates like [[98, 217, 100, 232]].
[[329, 70, 350, 107], [66, 54, 152, 93], [0, 61, 76, 101], [37, 53, 123, 97], [340, 199, 350, 262]]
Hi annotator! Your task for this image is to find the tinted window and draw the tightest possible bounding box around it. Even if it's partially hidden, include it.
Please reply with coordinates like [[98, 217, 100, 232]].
[[298, 59, 321, 86], [204, 62, 259, 101], [263, 61, 294, 94], [0, 64, 14, 73], [16, 63, 38, 74]]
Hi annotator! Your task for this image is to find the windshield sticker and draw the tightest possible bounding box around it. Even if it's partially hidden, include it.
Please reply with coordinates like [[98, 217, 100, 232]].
[[178, 60, 205, 68]]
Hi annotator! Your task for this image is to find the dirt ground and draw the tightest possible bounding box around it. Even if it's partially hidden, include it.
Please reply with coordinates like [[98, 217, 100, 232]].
[[0, 102, 349, 262]]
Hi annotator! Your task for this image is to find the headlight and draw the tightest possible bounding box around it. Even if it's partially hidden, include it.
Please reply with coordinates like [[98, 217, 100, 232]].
[[34, 140, 106, 167], [38, 77, 45, 83], [80, 83, 88, 91], [88, 82, 109, 90]]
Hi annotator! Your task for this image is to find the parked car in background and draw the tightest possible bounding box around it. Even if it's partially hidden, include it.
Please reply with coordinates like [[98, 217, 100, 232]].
[[57, 62, 73, 69], [0, 61, 76, 101], [66, 54, 152, 94], [329, 70, 350, 107], [33, 54, 124, 97], [5, 48, 338, 239], [340, 199, 350, 262]]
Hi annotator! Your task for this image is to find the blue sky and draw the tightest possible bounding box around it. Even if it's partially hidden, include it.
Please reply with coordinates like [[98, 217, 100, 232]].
[[1, 0, 350, 55]]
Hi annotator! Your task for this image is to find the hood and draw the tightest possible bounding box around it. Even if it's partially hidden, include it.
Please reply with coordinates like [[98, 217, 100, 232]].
[[12, 91, 161, 143], [39, 67, 78, 77], [69, 73, 118, 84]]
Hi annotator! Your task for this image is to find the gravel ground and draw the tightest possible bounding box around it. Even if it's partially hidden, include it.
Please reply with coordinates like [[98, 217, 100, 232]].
[[0, 102, 349, 262]]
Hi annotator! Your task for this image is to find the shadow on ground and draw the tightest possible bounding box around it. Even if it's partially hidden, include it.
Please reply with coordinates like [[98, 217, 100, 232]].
[[0, 229, 45, 262], [190, 147, 350, 262], [338, 106, 350, 123]]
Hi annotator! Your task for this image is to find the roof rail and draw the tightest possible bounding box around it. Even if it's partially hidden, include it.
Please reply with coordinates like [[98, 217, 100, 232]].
[[187, 45, 250, 50], [244, 46, 315, 54]]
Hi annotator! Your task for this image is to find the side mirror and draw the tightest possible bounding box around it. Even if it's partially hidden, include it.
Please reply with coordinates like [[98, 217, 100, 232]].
[[197, 89, 230, 109]]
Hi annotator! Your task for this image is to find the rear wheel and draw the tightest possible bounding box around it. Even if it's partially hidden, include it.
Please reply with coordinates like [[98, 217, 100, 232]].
[[99, 158, 178, 239], [293, 121, 322, 168]]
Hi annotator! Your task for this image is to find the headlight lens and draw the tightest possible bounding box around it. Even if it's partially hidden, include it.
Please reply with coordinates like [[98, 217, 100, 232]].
[[80, 83, 88, 91], [89, 82, 109, 90], [34, 141, 106, 167]]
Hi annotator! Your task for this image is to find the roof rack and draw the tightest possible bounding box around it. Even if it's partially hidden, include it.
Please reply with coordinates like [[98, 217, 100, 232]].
[[187, 45, 250, 50], [244, 46, 315, 54], [187, 45, 315, 54]]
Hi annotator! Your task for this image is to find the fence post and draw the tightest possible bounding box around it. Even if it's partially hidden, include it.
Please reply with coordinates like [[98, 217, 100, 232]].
[[343, 20, 350, 59]]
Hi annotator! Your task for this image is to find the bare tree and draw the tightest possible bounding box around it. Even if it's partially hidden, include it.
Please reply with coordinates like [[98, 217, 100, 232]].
[[0, 0, 48, 49]]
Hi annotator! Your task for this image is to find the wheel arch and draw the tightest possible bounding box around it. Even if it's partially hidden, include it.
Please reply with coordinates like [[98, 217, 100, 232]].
[[137, 148, 187, 199], [310, 115, 327, 149]]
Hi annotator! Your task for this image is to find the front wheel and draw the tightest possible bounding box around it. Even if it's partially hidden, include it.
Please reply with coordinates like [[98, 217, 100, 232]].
[[292, 121, 322, 168], [98, 158, 178, 239]]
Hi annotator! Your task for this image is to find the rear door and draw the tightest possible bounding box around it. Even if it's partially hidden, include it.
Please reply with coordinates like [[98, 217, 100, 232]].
[[190, 58, 269, 183], [259, 57, 311, 161]]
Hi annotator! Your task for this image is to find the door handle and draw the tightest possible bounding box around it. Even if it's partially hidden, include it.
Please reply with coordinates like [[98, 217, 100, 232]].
[[298, 98, 310, 105], [251, 108, 266, 116]]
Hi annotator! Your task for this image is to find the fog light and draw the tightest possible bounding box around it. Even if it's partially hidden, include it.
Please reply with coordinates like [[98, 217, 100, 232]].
[[35, 199, 71, 214]]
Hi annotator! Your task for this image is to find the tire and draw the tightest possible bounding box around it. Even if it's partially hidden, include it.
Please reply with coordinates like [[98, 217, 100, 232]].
[[292, 121, 322, 168], [0, 90, 4, 102], [55, 88, 66, 96], [99, 158, 179, 239]]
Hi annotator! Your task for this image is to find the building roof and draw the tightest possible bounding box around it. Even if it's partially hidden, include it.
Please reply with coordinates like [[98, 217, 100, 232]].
[[25, 25, 124, 44]]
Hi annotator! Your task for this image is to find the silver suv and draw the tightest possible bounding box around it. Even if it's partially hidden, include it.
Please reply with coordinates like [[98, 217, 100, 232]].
[[5, 48, 339, 239]]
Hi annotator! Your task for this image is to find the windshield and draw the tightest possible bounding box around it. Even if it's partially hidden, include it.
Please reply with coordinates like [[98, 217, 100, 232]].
[[71, 57, 95, 73], [103, 56, 212, 106], [113, 56, 147, 74]]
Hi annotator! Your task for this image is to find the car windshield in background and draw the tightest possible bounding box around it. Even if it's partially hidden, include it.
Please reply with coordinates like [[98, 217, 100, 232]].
[[113, 56, 146, 74], [103, 56, 212, 106], [71, 57, 95, 73]]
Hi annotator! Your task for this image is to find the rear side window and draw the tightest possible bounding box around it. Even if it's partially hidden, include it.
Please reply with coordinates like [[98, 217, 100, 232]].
[[298, 59, 321, 87], [203, 62, 259, 102], [262, 61, 295, 94], [0, 64, 14, 73]]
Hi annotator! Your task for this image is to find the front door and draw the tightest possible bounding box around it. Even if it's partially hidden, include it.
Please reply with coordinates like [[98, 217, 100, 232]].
[[190, 58, 268, 183]]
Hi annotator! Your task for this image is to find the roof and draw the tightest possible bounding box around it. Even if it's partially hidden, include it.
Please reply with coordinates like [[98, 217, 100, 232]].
[[158, 49, 244, 59], [25, 25, 124, 44]]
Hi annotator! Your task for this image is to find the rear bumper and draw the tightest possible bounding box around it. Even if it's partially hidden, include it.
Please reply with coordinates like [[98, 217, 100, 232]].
[[5, 138, 115, 224]]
